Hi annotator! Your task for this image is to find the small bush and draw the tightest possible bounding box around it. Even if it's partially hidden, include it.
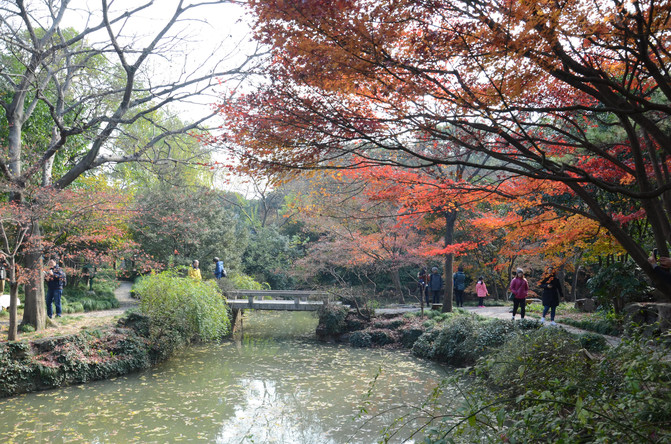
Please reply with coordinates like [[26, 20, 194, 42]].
[[19, 323, 35, 333], [349, 331, 372, 347], [422, 319, 436, 329], [373, 319, 405, 330], [400, 328, 424, 348], [317, 305, 349, 336], [370, 330, 395, 346], [579, 332, 609, 353], [431, 316, 479, 366], [412, 328, 441, 359], [562, 316, 622, 336], [484, 327, 586, 398], [475, 319, 515, 350]]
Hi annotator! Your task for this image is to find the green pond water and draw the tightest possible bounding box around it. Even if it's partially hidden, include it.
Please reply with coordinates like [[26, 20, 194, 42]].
[[0, 311, 458, 443]]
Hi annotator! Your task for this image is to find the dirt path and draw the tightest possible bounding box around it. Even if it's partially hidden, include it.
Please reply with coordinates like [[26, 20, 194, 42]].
[[81, 281, 137, 318], [0, 281, 137, 341]]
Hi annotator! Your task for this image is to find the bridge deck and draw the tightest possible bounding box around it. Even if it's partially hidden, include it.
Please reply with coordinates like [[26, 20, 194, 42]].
[[227, 299, 331, 311]]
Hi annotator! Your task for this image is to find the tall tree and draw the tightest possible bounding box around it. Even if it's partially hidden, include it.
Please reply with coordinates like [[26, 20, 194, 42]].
[[216, 0, 671, 298], [0, 0, 260, 336]]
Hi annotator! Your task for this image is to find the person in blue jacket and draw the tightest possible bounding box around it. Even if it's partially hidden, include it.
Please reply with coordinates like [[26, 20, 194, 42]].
[[213, 257, 226, 279]]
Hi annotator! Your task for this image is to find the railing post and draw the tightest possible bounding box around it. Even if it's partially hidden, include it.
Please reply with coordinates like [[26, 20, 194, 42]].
[[294, 296, 300, 307], [248, 295, 254, 308]]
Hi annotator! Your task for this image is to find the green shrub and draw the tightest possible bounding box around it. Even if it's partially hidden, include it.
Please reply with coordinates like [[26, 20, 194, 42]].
[[317, 305, 349, 336], [562, 315, 622, 336], [579, 332, 609, 353], [373, 319, 405, 330], [422, 319, 436, 329], [400, 328, 424, 348], [483, 327, 587, 398], [344, 316, 367, 332], [412, 328, 441, 359], [349, 331, 372, 347], [586, 261, 652, 312], [474, 318, 515, 350], [19, 323, 35, 333], [134, 271, 231, 342], [370, 330, 395, 346], [431, 316, 479, 366]]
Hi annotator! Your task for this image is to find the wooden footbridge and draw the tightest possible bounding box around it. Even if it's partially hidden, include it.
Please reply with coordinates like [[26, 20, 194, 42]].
[[226, 290, 341, 311]]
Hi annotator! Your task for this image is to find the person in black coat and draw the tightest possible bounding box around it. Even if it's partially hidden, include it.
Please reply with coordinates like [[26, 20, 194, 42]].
[[539, 266, 563, 325]]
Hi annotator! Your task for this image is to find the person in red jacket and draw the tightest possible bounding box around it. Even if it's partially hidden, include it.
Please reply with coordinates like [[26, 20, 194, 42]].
[[509, 268, 528, 320]]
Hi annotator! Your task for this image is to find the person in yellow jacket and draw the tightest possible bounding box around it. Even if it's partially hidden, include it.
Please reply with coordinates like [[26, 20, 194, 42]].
[[188, 260, 202, 280]]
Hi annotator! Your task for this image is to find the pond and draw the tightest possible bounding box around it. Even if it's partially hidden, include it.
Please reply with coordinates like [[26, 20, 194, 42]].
[[0, 311, 460, 443]]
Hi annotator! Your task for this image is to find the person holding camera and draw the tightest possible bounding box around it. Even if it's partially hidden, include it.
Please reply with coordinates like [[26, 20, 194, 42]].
[[648, 247, 671, 285], [45, 259, 67, 319]]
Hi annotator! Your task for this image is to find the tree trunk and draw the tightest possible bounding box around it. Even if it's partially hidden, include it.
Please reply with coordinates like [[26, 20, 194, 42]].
[[7, 272, 19, 341], [21, 220, 47, 331], [390, 268, 404, 303], [572, 266, 583, 302], [442, 210, 457, 313]]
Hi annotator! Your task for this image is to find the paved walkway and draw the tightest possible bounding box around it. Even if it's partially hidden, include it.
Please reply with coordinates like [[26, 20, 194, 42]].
[[379, 303, 621, 346]]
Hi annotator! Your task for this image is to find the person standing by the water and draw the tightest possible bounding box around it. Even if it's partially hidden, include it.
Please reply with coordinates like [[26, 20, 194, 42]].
[[539, 266, 563, 325], [509, 268, 528, 320], [45, 259, 67, 319], [188, 260, 202, 281], [475, 276, 489, 307]]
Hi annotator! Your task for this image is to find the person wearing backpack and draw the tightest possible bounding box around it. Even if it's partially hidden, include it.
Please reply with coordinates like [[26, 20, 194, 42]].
[[453, 266, 467, 307], [213, 257, 226, 280], [45, 259, 67, 319]]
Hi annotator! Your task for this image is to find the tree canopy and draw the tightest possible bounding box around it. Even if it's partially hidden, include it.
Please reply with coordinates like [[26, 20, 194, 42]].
[[214, 0, 671, 298]]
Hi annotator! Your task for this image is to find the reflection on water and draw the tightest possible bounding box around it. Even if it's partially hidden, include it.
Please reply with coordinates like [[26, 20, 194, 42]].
[[0, 311, 456, 443]]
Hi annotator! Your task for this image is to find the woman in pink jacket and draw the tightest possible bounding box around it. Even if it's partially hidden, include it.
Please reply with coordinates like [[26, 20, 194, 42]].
[[509, 268, 529, 320], [475, 276, 488, 307]]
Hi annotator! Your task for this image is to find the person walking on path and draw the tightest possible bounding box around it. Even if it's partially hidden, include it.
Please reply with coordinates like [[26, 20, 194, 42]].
[[45, 260, 67, 319], [213, 257, 226, 280], [453, 266, 467, 307], [509, 268, 528, 320], [539, 266, 563, 325], [475, 276, 489, 307], [429, 267, 444, 304], [188, 260, 202, 281]]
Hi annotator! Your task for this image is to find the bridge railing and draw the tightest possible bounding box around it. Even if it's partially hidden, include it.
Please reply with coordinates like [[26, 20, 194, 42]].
[[225, 290, 332, 306]]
